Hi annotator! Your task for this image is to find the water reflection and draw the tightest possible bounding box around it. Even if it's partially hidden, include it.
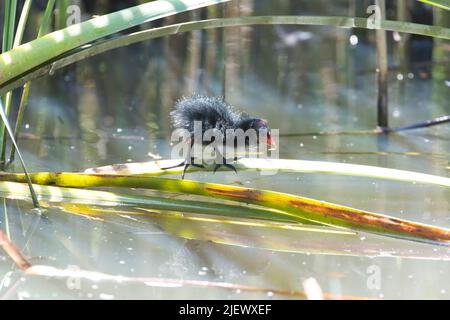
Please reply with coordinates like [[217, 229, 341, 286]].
[[1, 0, 449, 299]]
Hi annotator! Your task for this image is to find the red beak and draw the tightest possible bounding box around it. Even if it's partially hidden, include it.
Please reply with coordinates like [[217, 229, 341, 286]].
[[267, 132, 276, 149]]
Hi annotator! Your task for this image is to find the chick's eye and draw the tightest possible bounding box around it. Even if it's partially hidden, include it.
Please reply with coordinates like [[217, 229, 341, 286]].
[[253, 119, 268, 129]]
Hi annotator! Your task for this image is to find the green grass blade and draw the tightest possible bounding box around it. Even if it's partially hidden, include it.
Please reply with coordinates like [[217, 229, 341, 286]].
[[1, 171, 449, 244], [12, 0, 32, 47], [1, 0, 17, 52], [9, 0, 54, 164], [56, 0, 70, 30], [85, 158, 450, 189], [1, 0, 34, 166], [1, 0, 18, 166], [37, 0, 56, 38], [0, 1, 38, 206]]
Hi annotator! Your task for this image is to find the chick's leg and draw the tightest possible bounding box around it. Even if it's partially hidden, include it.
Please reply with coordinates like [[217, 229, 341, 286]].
[[161, 139, 204, 179], [212, 144, 238, 175]]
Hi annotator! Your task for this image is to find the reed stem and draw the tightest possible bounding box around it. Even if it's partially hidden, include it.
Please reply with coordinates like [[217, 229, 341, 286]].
[[376, 0, 389, 129]]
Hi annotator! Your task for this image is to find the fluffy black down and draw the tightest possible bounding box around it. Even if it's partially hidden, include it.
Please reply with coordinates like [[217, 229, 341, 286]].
[[170, 95, 246, 134]]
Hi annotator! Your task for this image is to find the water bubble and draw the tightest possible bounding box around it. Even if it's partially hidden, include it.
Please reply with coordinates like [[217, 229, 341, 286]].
[[396, 74, 404, 81], [349, 35, 358, 46], [128, 145, 133, 150], [99, 293, 115, 300], [407, 73, 414, 79], [25, 124, 30, 129], [393, 110, 400, 118], [116, 128, 123, 133]]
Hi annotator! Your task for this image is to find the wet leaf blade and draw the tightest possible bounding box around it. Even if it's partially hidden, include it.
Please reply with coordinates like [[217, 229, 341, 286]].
[[85, 158, 450, 189], [1, 171, 449, 245]]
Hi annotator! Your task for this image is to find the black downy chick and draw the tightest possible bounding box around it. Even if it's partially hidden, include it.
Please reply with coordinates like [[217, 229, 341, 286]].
[[168, 95, 273, 179]]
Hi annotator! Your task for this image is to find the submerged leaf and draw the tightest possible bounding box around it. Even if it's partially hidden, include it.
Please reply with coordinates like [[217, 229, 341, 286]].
[[0, 169, 449, 245]]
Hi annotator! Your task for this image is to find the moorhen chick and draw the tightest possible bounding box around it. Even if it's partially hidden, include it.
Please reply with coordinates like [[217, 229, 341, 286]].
[[168, 94, 273, 179]]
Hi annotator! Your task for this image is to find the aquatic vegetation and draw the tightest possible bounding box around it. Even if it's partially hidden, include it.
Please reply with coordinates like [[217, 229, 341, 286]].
[[0, 158, 449, 245], [0, 0, 449, 300]]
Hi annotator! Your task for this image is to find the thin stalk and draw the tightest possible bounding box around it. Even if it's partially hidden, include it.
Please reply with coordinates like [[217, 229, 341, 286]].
[[417, 0, 450, 10], [1, 1, 17, 52], [0, 100, 39, 208], [56, 0, 69, 30], [8, 83, 30, 163], [9, 0, 53, 164], [388, 115, 450, 132], [0, 0, 18, 168], [376, 0, 389, 129], [396, 0, 408, 74], [36, 0, 56, 38], [1, 171, 450, 244], [3, 199, 11, 239], [12, 0, 32, 48]]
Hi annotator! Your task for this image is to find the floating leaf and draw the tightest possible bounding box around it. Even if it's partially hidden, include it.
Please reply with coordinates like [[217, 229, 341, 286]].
[[1, 170, 449, 244]]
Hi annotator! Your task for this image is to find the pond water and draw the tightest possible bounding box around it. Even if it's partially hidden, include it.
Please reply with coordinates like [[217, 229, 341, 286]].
[[0, 0, 449, 299]]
